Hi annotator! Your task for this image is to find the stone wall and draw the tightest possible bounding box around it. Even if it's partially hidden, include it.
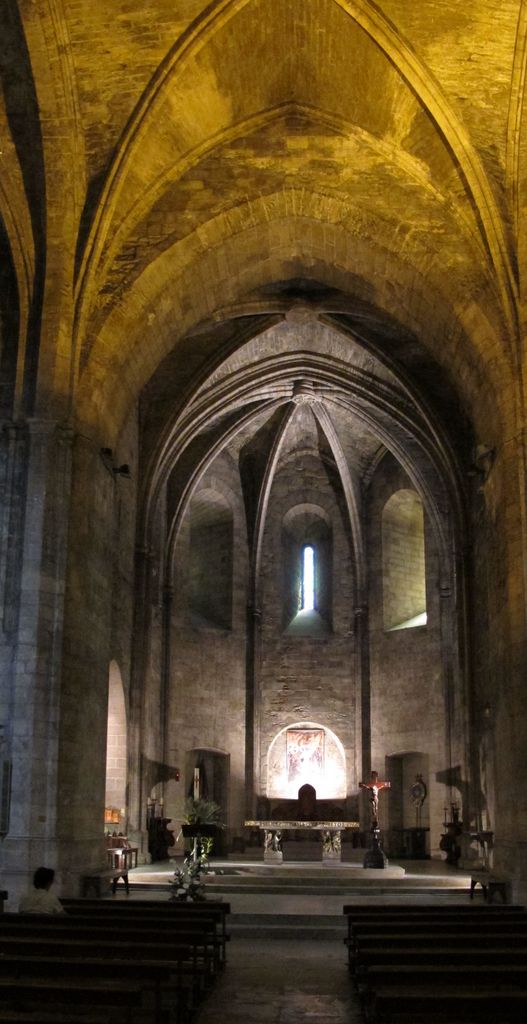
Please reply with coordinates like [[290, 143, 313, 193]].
[[367, 454, 446, 850], [258, 453, 358, 814], [166, 454, 249, 841]]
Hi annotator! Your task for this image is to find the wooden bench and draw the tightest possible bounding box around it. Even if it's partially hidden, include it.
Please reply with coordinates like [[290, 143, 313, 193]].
[[0, 949, 201, 1024], [363, 962, 527, 989], [470, 871, 509, 903], [0, 942, 208, 1024], [343, 902, 527, 1022], [0, 976, 142, 1015], [61, 911, 225, 969], [343, 904, 527, 966], [360, 962, 527, 1009], [369, 988, 527, 1023], [80, 869, 128, 897], [356, 942, 527, 962], [0, 924, 217, 973], [61, 896, 231, 964], [341, 905, 523, 921], [0, 1014, 112, 1023], [5, 913, 221, 974], [349, 921, 527, 942], [0, 909, 226, 1020]]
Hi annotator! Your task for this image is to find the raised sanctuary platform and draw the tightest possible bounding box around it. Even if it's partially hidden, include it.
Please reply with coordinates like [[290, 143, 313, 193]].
[[125, 858, 473, 938]]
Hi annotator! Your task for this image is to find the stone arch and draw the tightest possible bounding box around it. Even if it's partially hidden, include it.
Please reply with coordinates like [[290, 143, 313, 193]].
[[77, 195, 511, 444]]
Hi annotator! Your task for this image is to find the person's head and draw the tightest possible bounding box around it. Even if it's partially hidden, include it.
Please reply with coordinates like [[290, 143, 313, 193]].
[[33, 867, 55, 891]]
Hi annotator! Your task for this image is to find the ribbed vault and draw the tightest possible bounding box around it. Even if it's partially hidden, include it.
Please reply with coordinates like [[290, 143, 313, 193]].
[[141, 318, 465, 606]]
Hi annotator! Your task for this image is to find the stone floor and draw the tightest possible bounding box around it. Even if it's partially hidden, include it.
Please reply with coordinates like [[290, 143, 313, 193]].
[[125, 857, 474, 1023], [194, 936, 362, 1024]]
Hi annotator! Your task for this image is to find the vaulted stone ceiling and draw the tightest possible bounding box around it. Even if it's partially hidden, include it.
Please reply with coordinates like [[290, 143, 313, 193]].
[[1, 0, 526, 463]]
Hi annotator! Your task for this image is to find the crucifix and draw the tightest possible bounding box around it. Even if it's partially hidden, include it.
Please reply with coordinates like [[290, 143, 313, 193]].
[[359, 770, 391, 830]]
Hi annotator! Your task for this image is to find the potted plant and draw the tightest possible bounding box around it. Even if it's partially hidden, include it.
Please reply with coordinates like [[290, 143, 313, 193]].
[[181, 797, 222, 838]]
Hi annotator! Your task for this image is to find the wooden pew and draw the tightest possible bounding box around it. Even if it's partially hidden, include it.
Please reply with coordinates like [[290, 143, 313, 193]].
[[360, 961, 527, 1009], [343, 906, 526, 925], [61, 896, 231, 965], [353, 945, 527, 969], [0, 976, 142, 1021], [343, 903, 527, 1022], [0, 928, 215, 1024], [342, 904, 527, 966], [352, 933, 527, 970], [349, 921, 527, 950], [0, 947, 203, 1024], [61, 912, 226, 968], [363, 962, 527, 987], [5, 913, 221, 974], [369, 988, 527, 1023], [0, 928, 215, 977], [0, 1014, 112, 1023]]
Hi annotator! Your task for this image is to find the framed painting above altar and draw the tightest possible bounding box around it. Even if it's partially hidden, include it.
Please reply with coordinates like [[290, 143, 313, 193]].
[[286, 728, 324, 784]]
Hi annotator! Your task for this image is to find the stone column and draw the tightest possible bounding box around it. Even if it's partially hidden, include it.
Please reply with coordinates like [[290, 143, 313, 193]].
[[245, 600, 261, 819], [126, 545, 154, 858], [354, 603, 369, 783], [1, 421, 74, 906], [55, 433, 117, 893]]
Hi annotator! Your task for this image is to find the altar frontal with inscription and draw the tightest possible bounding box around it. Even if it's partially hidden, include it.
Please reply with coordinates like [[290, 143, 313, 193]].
[[245, 820, 360, 862]]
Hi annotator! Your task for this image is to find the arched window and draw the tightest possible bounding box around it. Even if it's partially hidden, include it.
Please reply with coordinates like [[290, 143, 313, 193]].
[[382, 489, 427, 631], [282, 505, 331, 636], [301, 544, 315, 611]]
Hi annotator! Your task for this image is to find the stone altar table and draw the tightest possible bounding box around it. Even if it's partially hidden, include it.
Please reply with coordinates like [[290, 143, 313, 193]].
[[245, 820, 360, 863]]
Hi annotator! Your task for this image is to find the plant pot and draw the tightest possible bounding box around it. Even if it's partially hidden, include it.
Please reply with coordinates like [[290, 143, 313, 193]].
[[182, 824, 218, 839]]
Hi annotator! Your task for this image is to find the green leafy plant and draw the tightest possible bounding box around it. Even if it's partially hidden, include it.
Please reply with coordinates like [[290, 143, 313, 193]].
[[182, 797, 222, 825]]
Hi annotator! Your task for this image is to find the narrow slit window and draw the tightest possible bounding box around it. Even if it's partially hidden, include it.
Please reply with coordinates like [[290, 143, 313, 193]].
[[302, 545, 315, 610]]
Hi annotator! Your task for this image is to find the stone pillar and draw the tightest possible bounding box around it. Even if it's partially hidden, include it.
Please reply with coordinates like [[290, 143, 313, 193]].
[[245, 600, 261, 819], [160, 584, 173, 768], [127, 545, 154, 858], [354, 603, 369, 783], [1, 421, 74, 905], [56, 433, 117, 893]]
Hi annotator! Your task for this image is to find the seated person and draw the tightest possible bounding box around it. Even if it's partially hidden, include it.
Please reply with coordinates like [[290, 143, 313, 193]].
[[18, 866, 65, 914]]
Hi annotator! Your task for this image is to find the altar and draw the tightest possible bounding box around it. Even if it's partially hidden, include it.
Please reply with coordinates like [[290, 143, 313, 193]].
[[245, 819, 360, 863]]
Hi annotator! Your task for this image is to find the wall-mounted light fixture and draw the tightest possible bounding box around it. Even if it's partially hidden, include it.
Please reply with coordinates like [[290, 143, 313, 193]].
[[468, 444, 495, 482], [100, 447, 131, 479]]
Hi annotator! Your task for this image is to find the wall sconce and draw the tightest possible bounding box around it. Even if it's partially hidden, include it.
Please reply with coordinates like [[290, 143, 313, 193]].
[[100, 447, 131, 479], [468, 444, 495, 482]]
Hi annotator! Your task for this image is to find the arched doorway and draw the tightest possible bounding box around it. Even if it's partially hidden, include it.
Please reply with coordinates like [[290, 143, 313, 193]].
[[185, 748, 230, 855]]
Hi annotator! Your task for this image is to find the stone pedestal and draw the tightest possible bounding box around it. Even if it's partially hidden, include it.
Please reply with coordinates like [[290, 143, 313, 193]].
[[363, 829, 388, 869], [264, 848, 283, 863]]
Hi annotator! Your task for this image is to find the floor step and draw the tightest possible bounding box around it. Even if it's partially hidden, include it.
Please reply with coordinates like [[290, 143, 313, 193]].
[[229, 924, 345, 939], [227, 911, 345, 940]]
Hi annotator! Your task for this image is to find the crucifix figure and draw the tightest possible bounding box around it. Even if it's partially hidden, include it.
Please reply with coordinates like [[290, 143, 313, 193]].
[[359, 770, 391, 830]]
